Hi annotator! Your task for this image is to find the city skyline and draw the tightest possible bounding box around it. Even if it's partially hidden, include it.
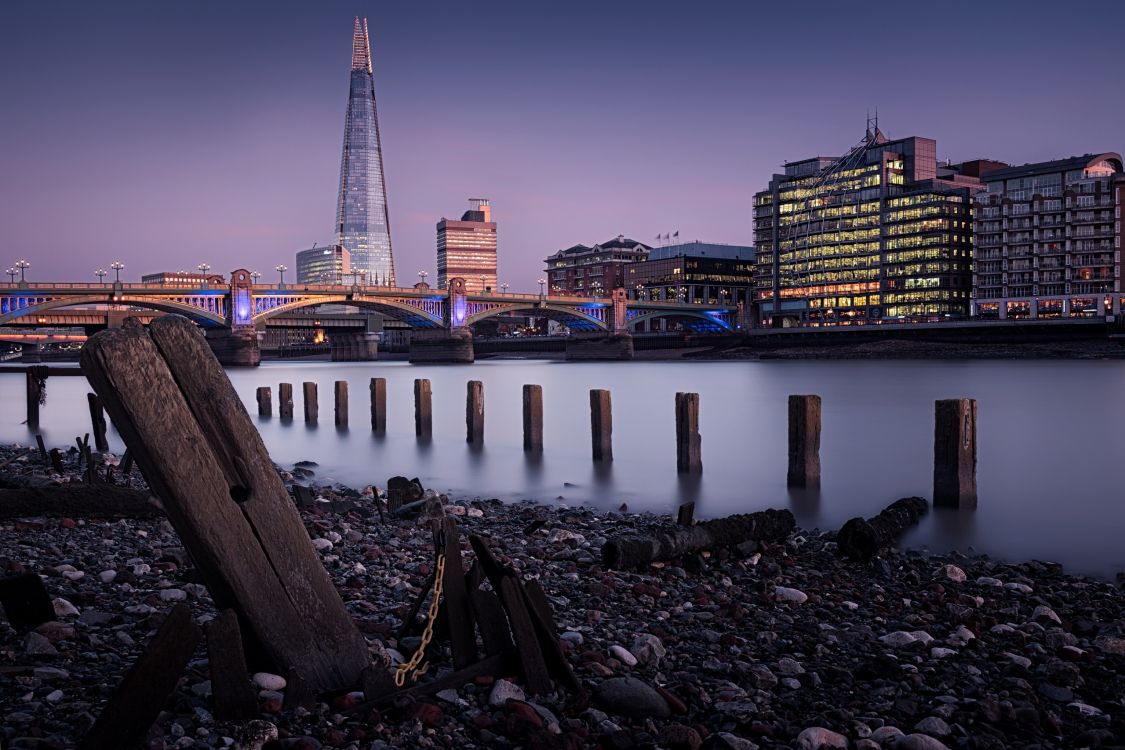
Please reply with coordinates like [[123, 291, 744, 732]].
[[2, 1, 1124, 289]]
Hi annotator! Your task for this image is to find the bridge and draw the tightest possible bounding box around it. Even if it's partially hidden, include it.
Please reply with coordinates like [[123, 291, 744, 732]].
[[1, 270, 744, 365]]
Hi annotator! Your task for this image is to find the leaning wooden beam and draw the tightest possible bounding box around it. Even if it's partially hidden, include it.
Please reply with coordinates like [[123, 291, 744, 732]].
[[602, 508, 796, 569], [836, 496, 929, 562], [80, 316, 370, 693], [78, 604, 201, 750], [0, 486, 161, 519], [205, 609, 257, 722], [433, 517, 477, 669]]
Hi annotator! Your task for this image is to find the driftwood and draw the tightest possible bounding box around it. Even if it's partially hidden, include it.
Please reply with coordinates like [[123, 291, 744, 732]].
[[0, 485, 161, 519], [80, 315, 370, 693], [836, 496, 929, 561], [602, 508, 796, 569]]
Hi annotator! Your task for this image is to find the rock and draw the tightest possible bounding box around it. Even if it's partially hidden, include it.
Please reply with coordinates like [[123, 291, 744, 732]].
[[879, 631, 918, 648], [411, 702, 443, 727], [870, 726, 904, 745], [311, 538, 333, 552], [657, 723, 703, 750], [976, 576, 1003, 586], [701, 733, 759, 750], [895, 734, 951, 750], [913, 717, 950, 737], [251, 672, 287, 691], [929, 647, 955, 659], [593, 677, 672, 719], [488, 679, 525, 707], [1093, 636, 1125, 655], [51, 598, 79, 617], [630, 633, 666, 667], [233, 720, 278, 750], [775, 586, 808, 604], [25, 631, 57, 655], [1032, 605, 1062, 625], [936, 564, 966, 582], [609, 644, 638, 666], [98, 569, 117, 583], [795, 727, 848, 749], [159, 588, 187, 602], [777, 657, 805, 675], [561, 631, 584, 647]]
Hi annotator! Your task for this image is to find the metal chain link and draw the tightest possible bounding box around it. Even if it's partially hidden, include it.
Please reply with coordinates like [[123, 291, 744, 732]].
[[394, 553, 446, 687]]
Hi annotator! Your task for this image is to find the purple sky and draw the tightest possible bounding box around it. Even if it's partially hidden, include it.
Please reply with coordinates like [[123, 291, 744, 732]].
[[2, 1, 1124, 290]]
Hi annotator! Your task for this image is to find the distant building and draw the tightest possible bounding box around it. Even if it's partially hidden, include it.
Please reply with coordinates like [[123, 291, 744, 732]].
[[437, 199, 497, 294], [296, 244, 351, 284], [625, 241, 755, 307], [545, 235, 651, 296], [753, 127, 992, 326], [972, 153, 1125, 319], [141, 271, 225, 286]]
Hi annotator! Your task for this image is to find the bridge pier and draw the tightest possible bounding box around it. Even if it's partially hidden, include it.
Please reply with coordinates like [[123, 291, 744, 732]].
[[205, 327, 260, 367], [408, 328, 474, 364], [565, 332, 634, 361], [329, 332, 379, 361]]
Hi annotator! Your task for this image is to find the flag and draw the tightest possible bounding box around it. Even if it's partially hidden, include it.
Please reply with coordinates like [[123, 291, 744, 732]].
[[673, 231, 679, 239]]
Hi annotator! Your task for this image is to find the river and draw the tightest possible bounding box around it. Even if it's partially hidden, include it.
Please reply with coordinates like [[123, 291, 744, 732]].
[[3, 358, 1124, 577]]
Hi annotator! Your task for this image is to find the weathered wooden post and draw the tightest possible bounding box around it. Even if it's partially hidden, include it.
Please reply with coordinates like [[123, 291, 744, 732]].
[[334, 381, 348, 426], [369, 377, 387, 432], [278, 382, 293, 419], [934, 398, 977, 507], [523, 384, 543, 452], [675, 392, 702, 473], [80, 316, 371, 692], [414, 378, 432, 437], [256, 386, 272, 417], [87, 392, 110, 451], [590, 389, 612, 462], [25, 370, 43, 428], [303, 381, 318, 422], [787, 394, 821, 487], [466, 380, 484, 444]]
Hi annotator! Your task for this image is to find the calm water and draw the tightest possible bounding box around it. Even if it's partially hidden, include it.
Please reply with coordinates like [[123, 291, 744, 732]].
[[4, 358, 1125, 577]]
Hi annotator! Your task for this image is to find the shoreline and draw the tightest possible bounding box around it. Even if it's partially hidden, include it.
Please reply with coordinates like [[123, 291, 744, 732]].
[[3, 448, 1125, 749]]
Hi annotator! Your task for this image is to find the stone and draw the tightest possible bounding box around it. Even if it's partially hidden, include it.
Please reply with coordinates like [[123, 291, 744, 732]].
[[1093, 636, 1125, 655], [937, 565, 966, 582], [51, 598, 79, 617], [913, 717, 950, 737], [593, 677, 672, 719], [252, 672, 287, 691], [701, 733, 759, 750], [631, 633, 666, 667], [159, 588, 187, 602], [609, 644, 638, 666], [311, 538, 333, 552], [25, 631, 57, 655], [233, 720, 278, 750], [975, 576, 1003, 586], [895, 734, 951, 750], [870, 726, 904, 745], [775, 586, 808, 604], [657, 723, 703, 750], [795, 727, 848, 749], [98, 570, 117, 583], [488, 678, 525, 707], [879, 631, 918, 648], [1032, 605, 1061, 625]]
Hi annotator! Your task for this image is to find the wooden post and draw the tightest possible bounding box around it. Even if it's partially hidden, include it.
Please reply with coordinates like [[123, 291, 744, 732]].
[[256, 386, 272, 417], [26, 371, 42, 428], [677, 501, 695, 526], [934, 398, 977, 507], [334, 380, 348, 426], [80, 316, 371, 692], [590, 389, 612, 462], [414, 378, 432, 437], [523, 384, 543, 452], [303, 381, 318, 422], [278, 383, 293, 419], [675, 392, 702, 473], [87, 393, 110, 452], [433, 517, 476, 669], [787, 394, 821, 488], [369, 377, 387, 432], [204, 609, 256, 721], [466, 380, 484, 444]]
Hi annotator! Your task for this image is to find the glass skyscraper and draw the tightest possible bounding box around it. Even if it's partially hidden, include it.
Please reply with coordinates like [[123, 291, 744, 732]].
[[335, 17, 395, 286]]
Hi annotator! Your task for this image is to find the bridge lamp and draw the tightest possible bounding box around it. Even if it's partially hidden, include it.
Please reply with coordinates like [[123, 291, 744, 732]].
[[95, 268, 107, 283], [110, 261, 125, 282], [537, 278, 546, 296], [4, 267, 15, 283], [417, 270, 428, 285], [15, 259, 30, 282], [500, 282, 509, 294], [250, 270, 261, 284], [275, 264, 287, 286]]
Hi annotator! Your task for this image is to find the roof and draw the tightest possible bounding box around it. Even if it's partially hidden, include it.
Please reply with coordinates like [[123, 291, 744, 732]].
[[647, 242, 754, 261], [597, 236, 650, 251], [981, 153, 1123, 182]]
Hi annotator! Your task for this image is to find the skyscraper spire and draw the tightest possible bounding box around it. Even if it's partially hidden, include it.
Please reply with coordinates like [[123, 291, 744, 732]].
[[336, 16, 395, 287], [351, 16, 371, 74]]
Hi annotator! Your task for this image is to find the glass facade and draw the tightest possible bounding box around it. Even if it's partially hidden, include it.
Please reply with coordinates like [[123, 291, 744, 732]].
[[336, 17, 395, 286], [296, 245, 351, 284]]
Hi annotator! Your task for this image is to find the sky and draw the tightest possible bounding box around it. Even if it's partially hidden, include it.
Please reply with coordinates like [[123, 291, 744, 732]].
[[2, 0, 1124, 290]]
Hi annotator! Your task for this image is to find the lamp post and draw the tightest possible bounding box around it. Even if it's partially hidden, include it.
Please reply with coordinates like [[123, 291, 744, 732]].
[[276, 264, 287, 287], [96, 268, 107, 284], [500, 282, 509, 294], [15, 259, 30, 282], [197, 263, 211, 288], [110, 261, 124, 283], [537, 278, 546, 297], [417, 270, 428, 286], [479, 275, 486, 293], [634, 283, 644, 301], [5, 267, 16, 283], [250, 270, 261, 285]]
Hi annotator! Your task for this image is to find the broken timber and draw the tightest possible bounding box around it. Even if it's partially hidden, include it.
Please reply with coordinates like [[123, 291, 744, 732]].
[[80, 315, 370, 692], [0, 485, 161, 519], [836, 496, 929, 562]]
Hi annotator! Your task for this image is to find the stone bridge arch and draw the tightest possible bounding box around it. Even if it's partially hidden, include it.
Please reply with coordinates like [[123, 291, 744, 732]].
[[464, 303, 609, 331], [0, 294, 227, 327], [252, 294, 444, 328]]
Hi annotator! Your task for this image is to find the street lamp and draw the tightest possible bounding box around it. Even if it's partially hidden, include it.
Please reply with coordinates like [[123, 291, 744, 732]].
[[276, 264, 287, 286], [197, 262, 211, 275], [15, 260, 30, 282], [418, 270, 428, 286], [5, 267, 16, 283], [110, 260, 124, 283], [250, 270, 261, 284], [479, 275, 486, 292], [95, 268, 107, 284], [537, 278, 546, 296], [500, 282, 509, 294]]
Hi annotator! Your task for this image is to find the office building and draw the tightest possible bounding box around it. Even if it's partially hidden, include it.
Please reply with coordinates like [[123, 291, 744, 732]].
[[335, 17, 395, 286], [625, 241, 755, 306], [141, 271, 225, 286], [296, 244, 351, 284], [437, 199, 497, 294], [545, 236, 650, 296], [753, 126, 987, 326], [972, 153, 1124, 319]]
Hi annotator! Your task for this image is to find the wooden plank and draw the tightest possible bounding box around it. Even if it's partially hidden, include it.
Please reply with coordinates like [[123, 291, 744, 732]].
[[34, 434, 48, 463], [204, 609, 256, 721], [361, 663, 397, 702], [433, 518, 476, 669], [520, 578, 582, 693], [396, 567, 437, 641], [468, 587, 513, 657], [78, 604, 201, 750], [87, 393, 109, 452], [676, 501, 695, 526], [48, 448, 64, 474], [0, 572, 55, 629], [498, 576, 552, 695], [81, 316, 370, 693], [0, 486, 160, 519], [292, 484, 314, 509]]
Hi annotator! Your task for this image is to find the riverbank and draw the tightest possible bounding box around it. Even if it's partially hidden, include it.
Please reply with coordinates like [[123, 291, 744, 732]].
[[2, 446, 1124, 750], [693, 338, 1125, 360]]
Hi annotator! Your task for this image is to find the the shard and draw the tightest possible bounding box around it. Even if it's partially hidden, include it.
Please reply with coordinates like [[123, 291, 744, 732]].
[[335, 17, 395, 286]]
